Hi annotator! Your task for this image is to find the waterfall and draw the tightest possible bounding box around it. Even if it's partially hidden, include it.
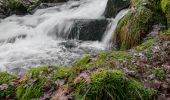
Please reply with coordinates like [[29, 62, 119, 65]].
[[0, 0, 108, 74], [0, 0, 129, 75], [102, 9, 129, 48]]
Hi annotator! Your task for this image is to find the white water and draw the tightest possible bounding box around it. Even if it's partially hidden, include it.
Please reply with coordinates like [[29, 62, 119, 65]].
[[0, 0, 108, 74], [102, 9, 129, 48], [0, 0, 128, 75]]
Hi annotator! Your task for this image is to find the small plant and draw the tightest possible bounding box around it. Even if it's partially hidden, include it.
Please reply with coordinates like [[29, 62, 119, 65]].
[[154, 68, 166, 79]]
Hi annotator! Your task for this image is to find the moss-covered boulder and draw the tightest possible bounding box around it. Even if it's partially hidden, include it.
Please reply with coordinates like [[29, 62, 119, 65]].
[[161, 0, 170, 27], [114, 0, 167, 49], [0, 0, 40, 16], [104, 0, 131, 18]]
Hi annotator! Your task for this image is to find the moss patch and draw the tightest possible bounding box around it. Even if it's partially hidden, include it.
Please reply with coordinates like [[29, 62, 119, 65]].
[[136, 38, 157, 51], [16, 78, 45, 100], [161, 0, 170, 26], [0, 72, 15, 85], [75, 70, 155, 100]]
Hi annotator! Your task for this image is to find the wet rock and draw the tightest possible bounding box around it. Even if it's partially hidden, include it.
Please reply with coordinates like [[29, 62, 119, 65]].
[[59, 40, 77, 48], [38, 3, 63, 9], [69, 19, 109, 41], [104, 0, 131, 18]]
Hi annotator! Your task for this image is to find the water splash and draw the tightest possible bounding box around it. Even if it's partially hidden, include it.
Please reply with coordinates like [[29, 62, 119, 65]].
[[102, 9, 129, 48]]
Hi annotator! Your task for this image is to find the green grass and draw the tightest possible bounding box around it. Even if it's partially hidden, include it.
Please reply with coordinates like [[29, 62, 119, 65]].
[[73, 70, 155, 100], [16, 78, 45, 100], [136, 38, 157, 51], [0, 72, 15, 84]]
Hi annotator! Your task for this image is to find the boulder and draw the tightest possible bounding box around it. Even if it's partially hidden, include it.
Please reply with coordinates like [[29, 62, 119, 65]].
[[114, 0, 154, 50], [113, 0, 168, 50], [68, 19, 109, 41], [104, 0, 131, 18], [0, 0, 69, 18]]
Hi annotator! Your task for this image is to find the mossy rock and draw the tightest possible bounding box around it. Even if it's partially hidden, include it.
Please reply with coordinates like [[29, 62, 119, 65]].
[[1, 0, 41, 15], [114, 5, 153, 49], [74, 70, 155, 100], [161, 0, 170, 27]]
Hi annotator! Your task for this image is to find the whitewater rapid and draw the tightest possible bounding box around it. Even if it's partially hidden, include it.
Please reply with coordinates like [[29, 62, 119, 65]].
[[0, 0, 128, 75]]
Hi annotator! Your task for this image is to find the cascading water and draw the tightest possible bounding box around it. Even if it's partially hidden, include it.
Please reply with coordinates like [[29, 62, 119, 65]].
[[102, 9, 129, 48], [0, 0, 128, 75]]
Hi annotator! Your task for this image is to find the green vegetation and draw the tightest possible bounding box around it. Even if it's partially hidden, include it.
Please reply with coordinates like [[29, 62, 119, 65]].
[[154, 68, 166, 80], [53, 66, 70, 79], [27, 66, 48, 78], [16, 78, 45, 100], [114, 0, 167, 50], [0, 72, 15, 84], [74, 70, 154, 100], [136, 38, 157, 51], [114, 5, 153, 49], [0, 85, 15, 98], [1, 0, 170, 99], [161, 0, 170, 26]]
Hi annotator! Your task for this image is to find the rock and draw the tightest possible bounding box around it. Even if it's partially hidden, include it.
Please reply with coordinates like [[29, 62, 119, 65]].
[[69, 19, 109, 41], [114, 0, 154, 49], [38, 3, 63, 9], [104, 0, 131, 18], [0, 0, 69, 18]]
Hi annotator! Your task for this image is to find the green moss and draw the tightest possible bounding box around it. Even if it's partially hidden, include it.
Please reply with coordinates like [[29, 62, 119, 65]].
[[154, 68, 166, 79], [16, 66, 69, 99], [136, 38, 157, 51], [69, 56, 91, 80], [16, 78, 45, 100], [161, 0, 170, 26], [68, 51, 132, 81], [53, 66, 70, 79], [161, 0, 170, 12], [78, 70, 155, 100], [111, 51, 132, 61], [114, 5, 153, 49], [27, 66, 48, 78], [114, 0, 167, 50], [168, 28, 170, 33], [0, 72, 15, 84]]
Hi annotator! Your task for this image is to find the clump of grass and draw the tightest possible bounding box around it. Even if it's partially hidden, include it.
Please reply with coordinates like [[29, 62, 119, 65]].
[[74, 70, 155, 100], [0, 72, 15, 84], [154, 68, 166, 80], [53, 66, 70, 79], [136, 38, 157, 51], [16, 78, 45, 100], [27, 66, 48, 78]]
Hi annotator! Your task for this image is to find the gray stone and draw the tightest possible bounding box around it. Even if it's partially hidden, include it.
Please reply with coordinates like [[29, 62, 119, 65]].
[[104, 0, 131, 18]]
